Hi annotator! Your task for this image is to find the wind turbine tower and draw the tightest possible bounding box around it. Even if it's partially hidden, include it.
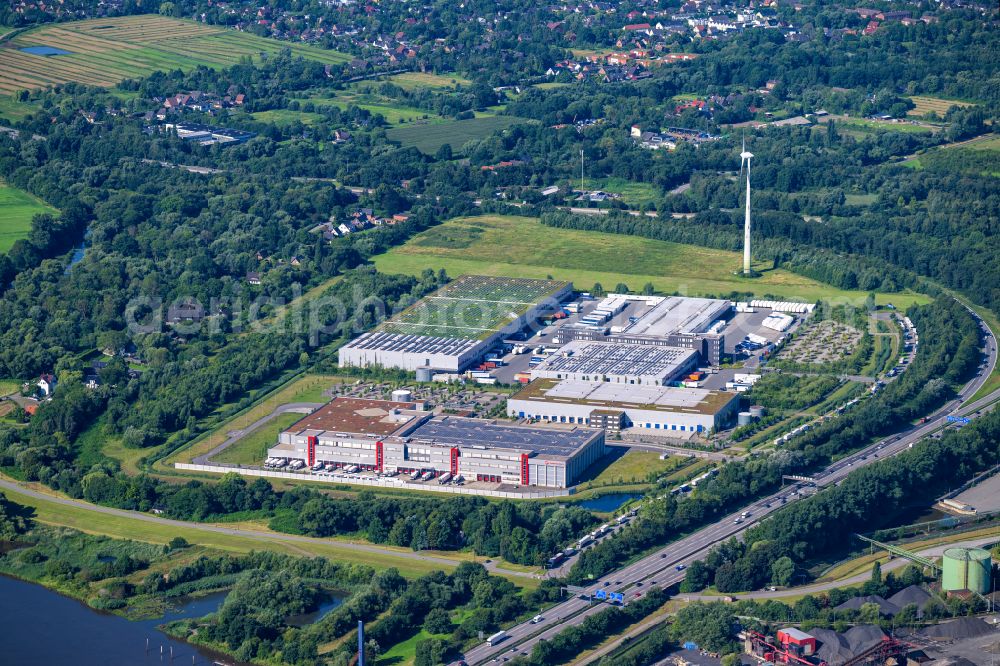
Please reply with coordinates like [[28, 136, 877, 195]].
[[739, 139, 754, 275]]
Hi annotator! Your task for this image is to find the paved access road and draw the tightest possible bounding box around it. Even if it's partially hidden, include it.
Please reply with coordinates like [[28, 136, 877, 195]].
[[192, 402, 321, 464], [452, 304, 999, 666]]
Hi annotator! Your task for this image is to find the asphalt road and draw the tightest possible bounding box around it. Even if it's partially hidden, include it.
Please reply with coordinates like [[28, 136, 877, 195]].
[[452, 303, 999, 666]]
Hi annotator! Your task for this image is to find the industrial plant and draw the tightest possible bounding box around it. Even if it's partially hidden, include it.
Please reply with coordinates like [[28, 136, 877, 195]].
[[265, 396, 607, 489]]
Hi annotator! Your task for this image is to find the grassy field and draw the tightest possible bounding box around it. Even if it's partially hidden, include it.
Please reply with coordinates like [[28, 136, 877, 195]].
[[211, 412, 303, 465], [907, 95, 975, 117], [385, 116, 536, 154], [835, 117, 937, 134], [381, 71, 471, 90], [163, 373, 349, 467], [585, 450, 686, 486], [0, 182, 57, 252], [0, 484, 470, 580], [0, 379, 19, 396], [0, 16, 350, 93], [302, 89, 439, 125], [0, 95, 40, 121], [587, 177, 660, 207], [372, 215, 929, 305], [250, 109, 325, 126]]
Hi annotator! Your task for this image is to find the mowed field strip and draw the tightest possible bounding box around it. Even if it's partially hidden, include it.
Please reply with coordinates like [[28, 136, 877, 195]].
[[0, 15, 350, 94], [372, 215, 931, 306]]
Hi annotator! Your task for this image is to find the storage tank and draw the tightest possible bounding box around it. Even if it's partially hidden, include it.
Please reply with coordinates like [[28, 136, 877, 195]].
[[942, 547, 992, 594], [749, 405, 766, 418], [415, 368, 432, 382], [392, 389, 413, 402], [737, 411, 754, 426]]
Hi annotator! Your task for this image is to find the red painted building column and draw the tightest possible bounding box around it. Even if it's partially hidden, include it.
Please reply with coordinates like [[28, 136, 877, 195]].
[[376, 441, 384, 472], [450, 447, 459, 476], [307, 436, 317, 466], [520, 454, 530, 486]]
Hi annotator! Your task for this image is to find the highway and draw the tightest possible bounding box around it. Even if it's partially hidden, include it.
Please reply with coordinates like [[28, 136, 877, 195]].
[[452, 303, 999, 666]]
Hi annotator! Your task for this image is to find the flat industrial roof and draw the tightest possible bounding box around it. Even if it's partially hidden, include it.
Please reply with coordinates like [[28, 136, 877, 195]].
[[342, 330, 482, 355], [511, 378, 738, 416], [285, 398, 423, 437], [531, 341, 697, 380], [619, 296, 730, 338], [406, 415, 599, 458]]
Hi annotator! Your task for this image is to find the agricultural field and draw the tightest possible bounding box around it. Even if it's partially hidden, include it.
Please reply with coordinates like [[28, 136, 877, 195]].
[[907, 95, 975, 117], [385, 115, 536, 154], [0, 182, 57, 252], [0, 16, 350, 93], [372, 215, 926, 305]]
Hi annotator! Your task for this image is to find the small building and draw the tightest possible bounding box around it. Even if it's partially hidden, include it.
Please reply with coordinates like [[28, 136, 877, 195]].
[[246, 271, 262, 285], [166, 301, 205, 324], [37, 373, 57, 397]]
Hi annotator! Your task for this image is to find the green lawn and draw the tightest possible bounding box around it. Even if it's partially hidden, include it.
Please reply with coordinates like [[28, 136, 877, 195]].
[[385, 116, 536, 155], [0, 379, 18, 396], [0, 182, 57, 252], [372, 215, 928, 305], [211, 412, 303, 465]]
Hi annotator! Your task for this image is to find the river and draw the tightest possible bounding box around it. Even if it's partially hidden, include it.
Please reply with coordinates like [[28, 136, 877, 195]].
[[0, 575, 237, 665]]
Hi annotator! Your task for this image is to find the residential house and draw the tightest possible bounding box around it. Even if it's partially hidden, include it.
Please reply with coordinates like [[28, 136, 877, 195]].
[[37, 373, 57, 397]]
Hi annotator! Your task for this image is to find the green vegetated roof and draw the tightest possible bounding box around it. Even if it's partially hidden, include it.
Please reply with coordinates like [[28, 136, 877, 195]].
[[379, 275, 570, 340]]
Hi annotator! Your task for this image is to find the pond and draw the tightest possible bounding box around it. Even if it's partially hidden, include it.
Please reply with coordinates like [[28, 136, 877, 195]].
[[577, 493, 642, 512], [0, 574, 239, 665], [285, 592, 345, 627], [19, 46, 74, 56]]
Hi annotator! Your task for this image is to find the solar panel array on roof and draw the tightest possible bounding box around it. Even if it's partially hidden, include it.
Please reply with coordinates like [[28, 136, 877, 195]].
[[408, 416, 595, 458], [532, 341, 695, 380], [346, 330, 481, 355]]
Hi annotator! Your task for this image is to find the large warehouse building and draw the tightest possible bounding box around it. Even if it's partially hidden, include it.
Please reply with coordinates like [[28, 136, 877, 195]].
[[339, 275, 571, 372], [508, 378, 740, 434], [267, 397, 606, 488], [530, 341, 699, 386], [561, 295, 731, 364]]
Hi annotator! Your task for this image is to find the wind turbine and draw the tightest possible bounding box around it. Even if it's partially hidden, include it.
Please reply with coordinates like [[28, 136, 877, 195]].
[[739, 137, 754, 276]]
